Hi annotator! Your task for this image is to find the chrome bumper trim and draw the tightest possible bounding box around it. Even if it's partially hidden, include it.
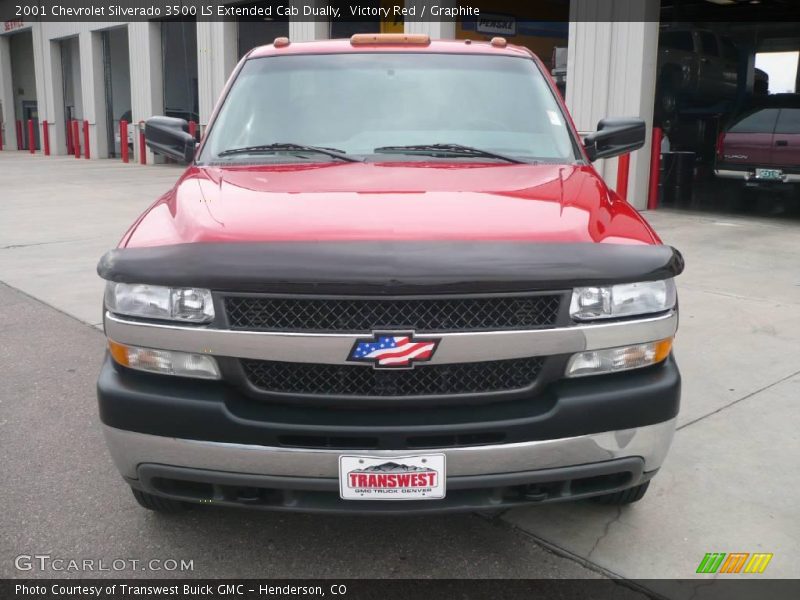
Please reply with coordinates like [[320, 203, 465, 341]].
[[715, 168, 800, 183], [104, 311, 678, 365], [103, 419, 676, 481]]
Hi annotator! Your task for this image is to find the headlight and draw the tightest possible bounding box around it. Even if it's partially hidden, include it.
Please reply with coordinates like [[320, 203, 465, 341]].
[[565, 338, 673, 378], [104, 282, 214, 323], [108, 341, 221, 379], [570, 279, 676, 321]]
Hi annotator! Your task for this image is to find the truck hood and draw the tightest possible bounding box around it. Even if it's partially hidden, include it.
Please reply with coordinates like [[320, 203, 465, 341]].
[[122, 162, 658, 248]]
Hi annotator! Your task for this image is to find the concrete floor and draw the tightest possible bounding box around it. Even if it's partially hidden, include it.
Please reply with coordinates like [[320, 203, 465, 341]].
[[1, 153, 798, 593]]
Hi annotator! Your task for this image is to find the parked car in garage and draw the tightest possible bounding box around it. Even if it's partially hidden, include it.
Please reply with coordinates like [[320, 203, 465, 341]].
[[657, 26, 739, 125], [97, 35, 683, 515], [715, 94, 800, 197]]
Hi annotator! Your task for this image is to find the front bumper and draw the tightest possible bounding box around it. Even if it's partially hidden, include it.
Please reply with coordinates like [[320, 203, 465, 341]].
[[106, 421, 673, 513], [99, 355, 679, 512], [715, 168, 800, 184]]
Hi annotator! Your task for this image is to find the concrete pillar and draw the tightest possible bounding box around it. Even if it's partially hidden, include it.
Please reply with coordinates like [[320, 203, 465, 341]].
[[128, 21, 163, 164], [38, 31, 67, 155], [197, 21, 237, 128], [289, 1, 330, 41], [0, 35, 17, 150], [78, 30, 109, 159], [31, 23, 48, 153], [566, 0, 659, 210], [405, 0, 456, 38]]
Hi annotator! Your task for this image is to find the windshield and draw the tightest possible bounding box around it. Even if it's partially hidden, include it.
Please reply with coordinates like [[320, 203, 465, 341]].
[[200, 52, 578, 164]]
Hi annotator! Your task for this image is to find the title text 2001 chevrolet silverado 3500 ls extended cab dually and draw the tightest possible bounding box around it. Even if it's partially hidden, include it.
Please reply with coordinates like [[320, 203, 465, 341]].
[[97, 34, 683, 514]]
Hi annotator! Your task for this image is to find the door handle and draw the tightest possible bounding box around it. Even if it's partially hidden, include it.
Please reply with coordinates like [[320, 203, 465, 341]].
[[775, 140, 789, 147]]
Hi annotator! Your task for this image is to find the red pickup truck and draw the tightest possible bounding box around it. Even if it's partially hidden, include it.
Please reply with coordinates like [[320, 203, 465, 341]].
[[715, 94, 800, 201], [97, 34, 683, 514]]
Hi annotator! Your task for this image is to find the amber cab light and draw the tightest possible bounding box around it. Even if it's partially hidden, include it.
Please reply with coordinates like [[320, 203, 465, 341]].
[[351, 33, 430, 45]]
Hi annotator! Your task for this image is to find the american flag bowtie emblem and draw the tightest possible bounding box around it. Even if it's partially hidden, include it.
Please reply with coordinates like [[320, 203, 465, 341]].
[[348, 333, 441, 369]]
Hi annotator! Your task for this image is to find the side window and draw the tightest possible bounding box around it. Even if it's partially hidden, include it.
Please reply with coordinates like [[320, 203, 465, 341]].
[[775, 109, 800, 134], [729, 109, 780, 134], [662, 31, 694, 52], [721, 38, 739, 62], [700, 32, 719, 56]]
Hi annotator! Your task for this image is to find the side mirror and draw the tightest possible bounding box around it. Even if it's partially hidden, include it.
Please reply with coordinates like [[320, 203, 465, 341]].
[[583, 118, 646, 162], [144, 116, 195, 163]]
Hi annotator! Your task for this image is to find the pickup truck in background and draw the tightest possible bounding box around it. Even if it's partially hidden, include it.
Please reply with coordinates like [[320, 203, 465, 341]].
[[97, 34, 683, 515], [716, 94, 800, 203], [657, 26, 740, 126]]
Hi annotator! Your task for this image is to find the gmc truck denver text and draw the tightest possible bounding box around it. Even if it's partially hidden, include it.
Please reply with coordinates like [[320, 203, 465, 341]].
[[97, 34, 683, 514]]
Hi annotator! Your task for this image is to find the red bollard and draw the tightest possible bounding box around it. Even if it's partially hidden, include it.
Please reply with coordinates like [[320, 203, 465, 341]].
[[28, 119, 35, 153], [73, 120, 81, 159], [647, 127, 663, 210], [138, 121, 146, 165], [43, 121, 50, 156], [16, 120, 23, 150], [83, 120, 90, 159], [616, 153, 630, 202], [188, 120, 197, 140], [120, 120, 129, 163]]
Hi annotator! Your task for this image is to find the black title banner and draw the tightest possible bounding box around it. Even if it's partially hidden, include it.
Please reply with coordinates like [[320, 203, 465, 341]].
[[3, 0, 800, 24], [5, 579, 800, 600]]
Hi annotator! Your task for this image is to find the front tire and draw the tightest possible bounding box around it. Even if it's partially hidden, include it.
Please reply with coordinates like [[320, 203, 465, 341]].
[[592, 481, 650, 505], [656, 70, 680, 130], [131, 488, 188, 513]]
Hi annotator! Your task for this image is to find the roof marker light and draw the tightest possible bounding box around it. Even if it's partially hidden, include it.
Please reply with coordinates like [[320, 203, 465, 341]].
[[490, 37, 507, 48], [273, 37, 290, 48], [350, 33, 431, 45]]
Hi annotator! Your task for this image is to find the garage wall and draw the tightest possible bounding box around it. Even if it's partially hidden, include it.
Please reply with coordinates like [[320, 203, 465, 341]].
[[566, 1, 659, 210], [128, 21, 163, 163], [197, 20, 237, 128]]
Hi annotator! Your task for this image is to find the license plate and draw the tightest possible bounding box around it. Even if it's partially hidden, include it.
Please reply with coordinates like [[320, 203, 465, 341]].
[[339, 454, 446, 501], [755, 168, 783, 181]]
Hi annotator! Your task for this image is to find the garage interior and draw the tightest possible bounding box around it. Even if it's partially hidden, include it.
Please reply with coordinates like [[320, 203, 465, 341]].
[[4, 29, 38, 150], [656, 1, 800, 218], [450, 0, 800, 219]]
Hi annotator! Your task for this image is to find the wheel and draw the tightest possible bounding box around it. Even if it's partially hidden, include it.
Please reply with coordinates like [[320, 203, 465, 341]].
[[592, 481, 650, 505], [655, 70, 680, 128], [131, 487, 188, 513]]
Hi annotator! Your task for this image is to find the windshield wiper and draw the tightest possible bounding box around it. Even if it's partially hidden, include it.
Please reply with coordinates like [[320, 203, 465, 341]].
[[373, 143, 525, 164], [217, 143, 362, 162]]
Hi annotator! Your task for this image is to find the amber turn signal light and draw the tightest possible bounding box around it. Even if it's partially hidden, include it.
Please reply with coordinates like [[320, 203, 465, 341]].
[[350, 33, 431, 45]]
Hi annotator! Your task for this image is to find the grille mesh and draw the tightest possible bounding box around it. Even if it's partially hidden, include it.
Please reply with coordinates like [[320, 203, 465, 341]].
[[241, 358, 544, 398], [224, 295, 562, 332]]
